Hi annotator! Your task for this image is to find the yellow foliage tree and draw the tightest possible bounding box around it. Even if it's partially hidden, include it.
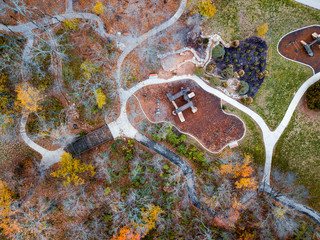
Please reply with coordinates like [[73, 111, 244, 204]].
[[111, 226, 141, 240], [15, 82, 42, 113], [198, 0, 217, 18], [51, 152, 95, 186], [80, 59, 100, 80], [92, 1, 105, 15], [133, 204, 163, 236], [63, 18, 81, 31], [257, 23, 269, 39], [94, 88, 107, 109], [0, 180, 20, 236]]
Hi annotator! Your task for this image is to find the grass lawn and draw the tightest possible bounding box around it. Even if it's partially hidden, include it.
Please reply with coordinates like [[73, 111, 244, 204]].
[[274, 111, 320, 211], [223, 103, 265, 165], [204, 0, 319, 130]]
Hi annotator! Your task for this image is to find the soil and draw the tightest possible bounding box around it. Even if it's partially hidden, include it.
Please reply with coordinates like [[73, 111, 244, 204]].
[[135, 79, 245, 152], [212, 37, 268, 97], [278, 26, 320, 73]]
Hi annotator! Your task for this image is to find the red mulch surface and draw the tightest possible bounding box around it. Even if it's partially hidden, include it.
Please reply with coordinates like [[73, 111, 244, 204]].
[[278, 26, 320, 73], [135, 80, 245, 152]]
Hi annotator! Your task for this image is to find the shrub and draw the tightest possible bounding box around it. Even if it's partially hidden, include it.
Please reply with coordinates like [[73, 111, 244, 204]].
[[254, 52, 259, 55], [238, 70, 245, 77], [234, 59, 238, 63], [247, 57, 252, 61], [240, 97, 253, 105], [233, 72, 240, 78], [232, 53, 236, 57], [241, 54, 245, 58], [206, 65, 213, 72], [306, 81, 320, 110], [221, 81, 229, 88], [247, 72, 252, 76], [238, 81, 249, 95], [256, 69, 260, 73], [261, 56, 266, 60], [194, 67, 205, 77], [212, 44, 225, 59], [244, 65, 248, 69], [246, 50, 251, 54], [250, 66, 254, 70], [254, 62, 258, 66], [260, 63, 265, 67], [221, 66, 234, 79], [252, 46, 257, 50], [245, 43, 249, 47], [198, 0, 217, 18], [209, 76, 221, 87], [236, 64, 240, 68], [237, 48, 241, 52], [203, 38, 209, 44], [259, 48, 263, 52], [231, 40, 240, 47], [197, 39, 203, 45], [224, 58, 229, 63], [226, 52, 230, 56]]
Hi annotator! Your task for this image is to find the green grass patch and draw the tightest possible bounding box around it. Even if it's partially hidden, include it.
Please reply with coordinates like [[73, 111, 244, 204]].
[[274, 111, 320, 211], [223, 104, 265, 165], [205, 0, 318, 129]]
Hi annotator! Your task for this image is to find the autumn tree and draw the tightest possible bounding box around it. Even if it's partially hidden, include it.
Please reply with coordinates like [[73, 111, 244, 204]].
[[15, 82, 42, 113], [219, 154, 257, 190], [0, 180, 20, 236], [51, 152, 95, 186], [92, 1, 105, 15], [257, 23, 269, 39], [198, 0, 217, 18], [111, 226, 140, 240], [63, 19, 81, 31], [94, 88, 107, 109]]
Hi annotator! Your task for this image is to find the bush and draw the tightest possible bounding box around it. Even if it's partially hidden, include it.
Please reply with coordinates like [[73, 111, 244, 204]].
[[259, 48, 263, 52], [254, 52, 259, 55], [238, 81, 249, 95], [247, 72, 252, 76], [206, 65, 213, 72], [226, 52, 230, 56], [306, 81, 320, 110], [240, 97, 253, 105], [250, 66, 254, 70], [203, 38, 209, 44], [241, 54, 245, 58], [209, 76, 221, 87], [244, 65, 248, 69], [233, 59, 238, 63], [237, 48, 241, 52], [231, 40, 240, 47], [252, 46, 257, 50], [247, 57, 252, 61], [254, 62, 258, 66], [232, 53, 236, 57], [238, 70, 245, 77], [261, 56, 266, 60], [212, 44, 225, 59], [194, 67, 205, 77], [246, 50, 251, 54], [221, 81, 229, 88], [245, 43, 249, 47], [221, 66, 234, 79], [233, 72, 240, 78], [224, 58, 229, 63]]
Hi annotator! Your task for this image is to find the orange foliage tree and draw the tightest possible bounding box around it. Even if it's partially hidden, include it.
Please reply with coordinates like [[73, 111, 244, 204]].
[[111, 226, 141, 240], [219, 154, 257, 190]]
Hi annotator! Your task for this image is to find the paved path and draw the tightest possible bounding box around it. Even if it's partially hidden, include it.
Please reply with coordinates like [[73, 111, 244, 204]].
[[293, 0, 320, 10], [20, 114, 63, 169]]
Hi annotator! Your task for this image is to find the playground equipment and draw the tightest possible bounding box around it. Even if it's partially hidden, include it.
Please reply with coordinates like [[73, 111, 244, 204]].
[[300, 32, 320, 57], [167, 87, 197, 122]]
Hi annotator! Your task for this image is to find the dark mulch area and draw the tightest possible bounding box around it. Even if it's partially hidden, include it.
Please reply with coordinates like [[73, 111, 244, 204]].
[[278, 26, 320, 73], [136, 79, 245, 152], [210, 37, 268, 97]]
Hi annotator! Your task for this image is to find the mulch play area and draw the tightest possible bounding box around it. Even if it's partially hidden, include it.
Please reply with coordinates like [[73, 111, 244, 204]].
[[278, 26, 320, 73], [135, 79, 245, 152]]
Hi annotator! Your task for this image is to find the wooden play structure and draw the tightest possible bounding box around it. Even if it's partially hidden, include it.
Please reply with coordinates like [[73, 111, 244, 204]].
[[300, 32, 320, 57], [166, 87, 197, 122]]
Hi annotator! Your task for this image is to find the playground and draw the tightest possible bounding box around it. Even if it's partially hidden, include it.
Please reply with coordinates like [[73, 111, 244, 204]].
[[134, 79, 245, 152], [278, 25, 320, 73]]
